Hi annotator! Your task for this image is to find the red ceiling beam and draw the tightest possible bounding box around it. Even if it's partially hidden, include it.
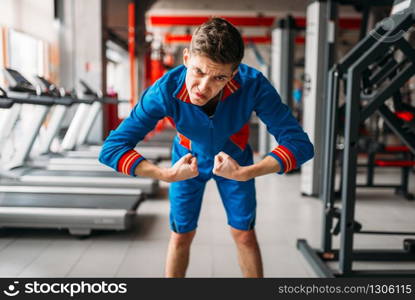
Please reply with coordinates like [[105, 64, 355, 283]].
[[150, 15, 362, 30], [164, 34, 307, 45], [165, 34, 273, 44], [150, 16, 275, 27], [165, 34, 191, 43]]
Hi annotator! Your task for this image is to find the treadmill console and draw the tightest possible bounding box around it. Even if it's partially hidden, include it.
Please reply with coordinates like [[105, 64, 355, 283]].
[[34, 75, 61, 97], [79, 80, 98, 97], [3, 68, 37, 93], [34, 75, 54, 90]]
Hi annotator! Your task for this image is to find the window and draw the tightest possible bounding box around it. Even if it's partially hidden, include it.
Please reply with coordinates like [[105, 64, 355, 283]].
[[8, 28, 47, 78]]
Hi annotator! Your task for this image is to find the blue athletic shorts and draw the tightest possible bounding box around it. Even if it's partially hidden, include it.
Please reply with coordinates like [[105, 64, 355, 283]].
[[169, 140, 257, 233]]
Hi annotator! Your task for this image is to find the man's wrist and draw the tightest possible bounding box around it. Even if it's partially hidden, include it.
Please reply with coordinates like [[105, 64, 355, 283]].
[[135, 160, 173, 182], [237, 166, 251, 182], [160, 167, 175, 182], [237, 156, 282, 181]]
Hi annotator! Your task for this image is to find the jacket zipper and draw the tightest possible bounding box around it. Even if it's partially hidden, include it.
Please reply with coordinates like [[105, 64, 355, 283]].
[[194, 100, 222, 157], [209, 117, 214, 156]]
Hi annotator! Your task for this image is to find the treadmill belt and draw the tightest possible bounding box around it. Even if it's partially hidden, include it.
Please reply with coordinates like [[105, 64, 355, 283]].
[[0, 193, 142, 210]]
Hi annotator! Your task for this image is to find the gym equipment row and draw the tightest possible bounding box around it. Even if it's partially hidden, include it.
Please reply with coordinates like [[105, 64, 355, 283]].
[[0, 88, 143, 236], [0, 68, 172, 236]]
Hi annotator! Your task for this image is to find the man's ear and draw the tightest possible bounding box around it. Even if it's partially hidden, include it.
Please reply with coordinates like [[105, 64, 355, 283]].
[[183, 48, 190, 67]]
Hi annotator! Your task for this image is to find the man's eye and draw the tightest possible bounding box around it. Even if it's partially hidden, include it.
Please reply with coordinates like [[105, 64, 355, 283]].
[[195, 69, 203, 74], [216, 77, 226, 81]]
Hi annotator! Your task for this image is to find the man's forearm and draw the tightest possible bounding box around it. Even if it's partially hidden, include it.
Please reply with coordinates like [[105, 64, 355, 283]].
[[134, 160, 171, 181], [240, 156, 281, 181]]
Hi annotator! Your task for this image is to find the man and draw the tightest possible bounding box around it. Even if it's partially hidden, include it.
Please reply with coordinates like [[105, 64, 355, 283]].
[[99, 18, 314, 278]]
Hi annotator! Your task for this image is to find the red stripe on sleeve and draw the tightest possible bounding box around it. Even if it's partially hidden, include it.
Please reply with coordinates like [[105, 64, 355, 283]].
[[117, 150, 142, 175], [278, 145, 297, 171], [272, 148, 289, 172]]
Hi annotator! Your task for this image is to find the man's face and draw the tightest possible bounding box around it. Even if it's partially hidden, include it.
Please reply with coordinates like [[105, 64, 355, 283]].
[[183, 48, 237, 106]]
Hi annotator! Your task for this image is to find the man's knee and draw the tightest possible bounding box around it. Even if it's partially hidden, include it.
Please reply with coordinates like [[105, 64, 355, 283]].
[[230, 227, 258, 248], [169, 230, 196, 248]]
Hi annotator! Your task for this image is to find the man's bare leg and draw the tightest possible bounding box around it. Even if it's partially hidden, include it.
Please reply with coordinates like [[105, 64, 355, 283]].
[[165, 230, 196, 277], [230, 227, 263, 278]]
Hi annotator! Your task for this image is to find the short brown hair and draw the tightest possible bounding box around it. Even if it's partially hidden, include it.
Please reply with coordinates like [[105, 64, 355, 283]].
[[190, 18, 244, 70]]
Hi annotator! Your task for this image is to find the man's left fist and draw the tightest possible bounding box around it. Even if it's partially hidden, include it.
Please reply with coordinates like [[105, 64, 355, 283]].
[[213, 151, 247, 181]]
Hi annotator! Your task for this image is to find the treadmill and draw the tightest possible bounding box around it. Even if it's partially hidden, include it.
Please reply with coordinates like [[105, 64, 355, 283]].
[[0, 69, 158, 194], [0, 86, 144, 236]]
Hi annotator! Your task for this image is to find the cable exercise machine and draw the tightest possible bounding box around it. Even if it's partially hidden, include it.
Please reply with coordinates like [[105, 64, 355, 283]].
[[298, 0, 415, 277]]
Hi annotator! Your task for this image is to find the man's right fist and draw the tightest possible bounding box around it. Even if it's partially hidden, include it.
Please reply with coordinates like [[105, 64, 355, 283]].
[[165, 153, 199, 182]]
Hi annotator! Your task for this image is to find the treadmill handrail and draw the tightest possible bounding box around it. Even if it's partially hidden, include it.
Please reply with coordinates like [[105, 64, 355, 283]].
[[0, 99, 13, 109], [71, 97, 95, 105], [0, 87, 13, 108], [2, 92, 57, 106]]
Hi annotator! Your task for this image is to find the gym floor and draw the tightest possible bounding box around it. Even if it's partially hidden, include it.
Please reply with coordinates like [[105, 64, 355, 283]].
[[0, 157, 414, 278]]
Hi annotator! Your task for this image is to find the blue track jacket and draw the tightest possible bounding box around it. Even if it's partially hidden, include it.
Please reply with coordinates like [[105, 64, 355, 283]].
[[99, 64, 314, 176]]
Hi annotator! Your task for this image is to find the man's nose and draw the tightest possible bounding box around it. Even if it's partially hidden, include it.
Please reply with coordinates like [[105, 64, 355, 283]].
[[198, 77, 210, 93]]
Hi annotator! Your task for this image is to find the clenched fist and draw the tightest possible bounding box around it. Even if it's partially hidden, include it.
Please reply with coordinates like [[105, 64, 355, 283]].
[[213, 151, 247, 181], [165, 153, 199, 182]]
